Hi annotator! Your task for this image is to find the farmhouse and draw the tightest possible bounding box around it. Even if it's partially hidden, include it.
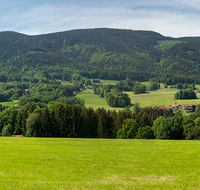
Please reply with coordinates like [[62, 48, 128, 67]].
[[179, 104, 196, 112], [153, 104, 197, 112], [11, 135, 23, 137], [155, 106, 173, 110], [170, 104, 181, 110]]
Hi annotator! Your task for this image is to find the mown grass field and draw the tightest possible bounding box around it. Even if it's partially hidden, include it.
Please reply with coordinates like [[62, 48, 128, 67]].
[[78, 88, 200, 111], [127, 90, 200, 107], [0, 137, 200, 189], [76, 93, 123, 111]]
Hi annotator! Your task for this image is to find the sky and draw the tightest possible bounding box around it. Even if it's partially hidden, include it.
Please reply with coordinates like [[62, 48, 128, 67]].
[[0, 0, 200, 37]]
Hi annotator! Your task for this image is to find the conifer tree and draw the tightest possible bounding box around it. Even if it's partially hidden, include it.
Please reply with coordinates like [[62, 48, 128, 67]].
[[70, 105, 82, 138], [41, 106, 52, 137], [54, 104, 64, 137], [29, 103, 36, 114], [14, 110, 22, 135], [21, 109, 28, 136]]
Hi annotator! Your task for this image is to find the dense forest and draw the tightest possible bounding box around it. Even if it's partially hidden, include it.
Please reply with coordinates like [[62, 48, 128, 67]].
[[0, 28, 200, 84], [1, 102, 200, 140]]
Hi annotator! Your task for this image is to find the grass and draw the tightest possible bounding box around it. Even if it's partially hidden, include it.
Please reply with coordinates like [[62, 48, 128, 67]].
[[126, 90, 200, 107], [156, 40, 183, 51], [0, 138, 200, 189], [76, 93, 124, 111], [101, 80, 121, 85], [78, 85, 200, 112]]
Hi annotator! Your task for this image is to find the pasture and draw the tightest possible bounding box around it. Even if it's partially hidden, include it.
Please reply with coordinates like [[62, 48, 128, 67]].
[[76, 93, 123, 111], [77, 88, 200, 111], [0, 138, 200, 189], [127, 90, 200, 107]]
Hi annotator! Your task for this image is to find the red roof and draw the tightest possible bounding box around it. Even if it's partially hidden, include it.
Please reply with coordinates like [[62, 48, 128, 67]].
[[155, 106, 172, 110], [181, 105, 194, 107], [171, 104, 180, 107], [11, 135, 23, 137], [185, 106, 194, 110]]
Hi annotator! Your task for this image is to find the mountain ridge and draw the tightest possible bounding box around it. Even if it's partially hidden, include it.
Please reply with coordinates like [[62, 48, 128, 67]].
[[0, 28, 199, 83]]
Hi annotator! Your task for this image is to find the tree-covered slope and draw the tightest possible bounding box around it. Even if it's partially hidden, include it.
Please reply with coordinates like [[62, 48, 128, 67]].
[[0, 28, 200, 82]]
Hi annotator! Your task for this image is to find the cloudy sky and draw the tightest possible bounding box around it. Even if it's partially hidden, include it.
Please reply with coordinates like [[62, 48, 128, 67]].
[[0, 0, 200, 37]]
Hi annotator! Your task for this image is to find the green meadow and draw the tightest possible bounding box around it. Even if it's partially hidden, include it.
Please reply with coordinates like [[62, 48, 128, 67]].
[[76, 93, 123, 111], [127, 90, 200, 107], [78, 88, 200, 111], [0, 137, 200, 189]]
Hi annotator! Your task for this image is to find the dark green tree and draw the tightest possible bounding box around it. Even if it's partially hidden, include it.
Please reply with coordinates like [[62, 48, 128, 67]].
[[132, 84, 146, 94], [13, 110, 22, 135], [41, 106, 52, 137], [155, 117, 183, 139], [136, 126, 155, 139], [21, 109, 28, 136], [117, 118, 139, 139]]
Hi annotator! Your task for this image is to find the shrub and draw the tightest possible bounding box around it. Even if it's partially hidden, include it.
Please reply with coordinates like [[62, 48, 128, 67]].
[[117, 118, 139, 139], [155, 117, 183, 139], [136, 126, 155, 139]]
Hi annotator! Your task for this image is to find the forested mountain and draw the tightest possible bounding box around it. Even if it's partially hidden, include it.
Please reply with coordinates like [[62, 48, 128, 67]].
[[0, 28, 200, 83]]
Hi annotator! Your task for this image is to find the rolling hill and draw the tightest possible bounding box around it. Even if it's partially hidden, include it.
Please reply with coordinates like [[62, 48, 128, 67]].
[[0, 28, 200, 83]]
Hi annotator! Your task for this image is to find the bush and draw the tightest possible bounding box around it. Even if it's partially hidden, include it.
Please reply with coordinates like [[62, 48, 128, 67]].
[[1, 124, 12, 136], [186, 126, 200, 140], [155, 117, 183, 139], [25, 132, 32, 137], [117, 118, 139, 139], [132, 84, 146, 94], [136, 126, 155, 139]]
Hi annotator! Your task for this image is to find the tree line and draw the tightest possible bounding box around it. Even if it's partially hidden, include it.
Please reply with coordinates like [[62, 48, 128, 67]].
[[0, 102, 175, 138]]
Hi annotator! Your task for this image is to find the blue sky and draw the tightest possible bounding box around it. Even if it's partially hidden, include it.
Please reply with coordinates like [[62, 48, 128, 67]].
[[0, 0, 200, 37]]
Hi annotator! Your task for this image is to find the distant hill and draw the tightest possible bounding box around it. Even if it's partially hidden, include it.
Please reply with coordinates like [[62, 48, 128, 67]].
[[1, 28, 200, 83]]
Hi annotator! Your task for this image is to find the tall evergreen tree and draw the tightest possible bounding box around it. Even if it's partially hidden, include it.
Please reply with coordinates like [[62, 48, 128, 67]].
[[41, 106, 52, 137], [70, 105, 82, 138], [79, 107, 97, 138], [14, 110, 22, 135], [21, 109, 28, 136], [29, 103, 36, 114], [54, 104, 65, 137]]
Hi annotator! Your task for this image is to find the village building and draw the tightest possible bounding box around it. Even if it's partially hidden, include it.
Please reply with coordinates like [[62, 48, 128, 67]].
[[179, 104, 196, 112], [170, 104, 181, 110], [153, 104, 197, 112], [155, 106, 172, 110]]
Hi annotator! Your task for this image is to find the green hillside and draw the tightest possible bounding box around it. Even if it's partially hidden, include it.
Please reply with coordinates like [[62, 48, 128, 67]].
[[0, 28, 200, 83]]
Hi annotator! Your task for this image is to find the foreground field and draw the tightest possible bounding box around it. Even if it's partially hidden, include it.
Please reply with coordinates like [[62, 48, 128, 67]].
[[0, 138, 200, 189]]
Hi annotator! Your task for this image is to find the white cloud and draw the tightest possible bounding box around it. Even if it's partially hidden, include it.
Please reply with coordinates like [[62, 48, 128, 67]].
[[0, 2, 200, 37]]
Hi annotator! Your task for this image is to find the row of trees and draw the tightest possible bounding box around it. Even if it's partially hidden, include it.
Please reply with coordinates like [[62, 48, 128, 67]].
[[0, 102, 174, 138], [118, 106, 200, 140], [1, 100, 200, 139]]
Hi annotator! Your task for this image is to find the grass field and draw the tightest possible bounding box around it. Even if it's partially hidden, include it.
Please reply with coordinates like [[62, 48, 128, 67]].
[[76, 93, 123, 111], [126, 90, 200, 107], [0, 138, 200, 189], [127, 90, 200, 107], [77, 88, 200, 112]]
